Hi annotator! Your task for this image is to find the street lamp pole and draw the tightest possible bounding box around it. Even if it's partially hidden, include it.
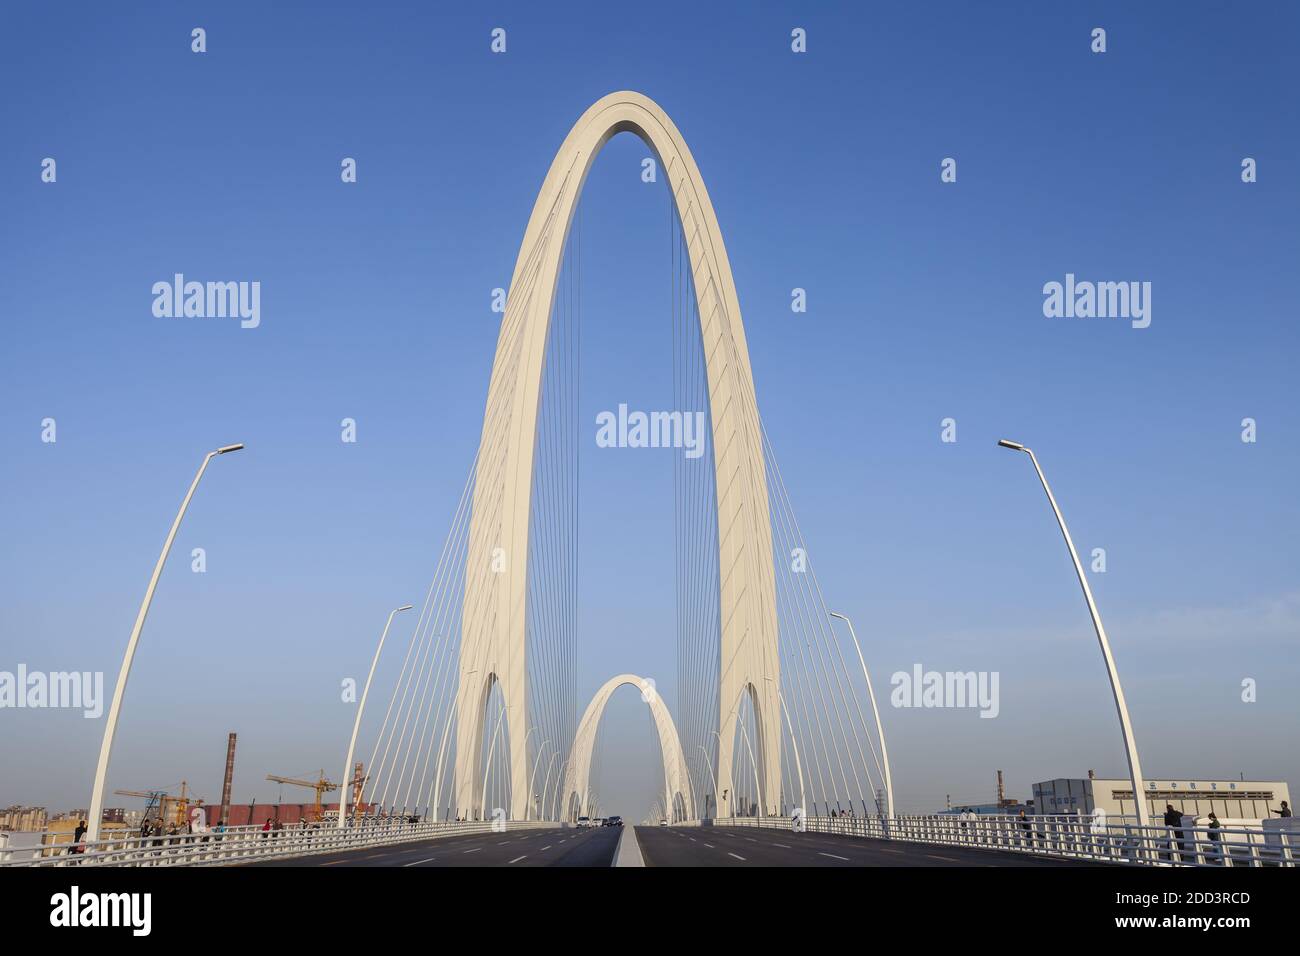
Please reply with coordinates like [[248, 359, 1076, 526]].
[[829, 611, 894, 820], [338, 603, 414, 827], [998, 439, 1150, 826], [87, 443, 244, 842]]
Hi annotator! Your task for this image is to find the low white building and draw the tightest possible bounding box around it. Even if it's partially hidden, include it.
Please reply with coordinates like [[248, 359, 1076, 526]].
[[1033, 777, 1291, 821]]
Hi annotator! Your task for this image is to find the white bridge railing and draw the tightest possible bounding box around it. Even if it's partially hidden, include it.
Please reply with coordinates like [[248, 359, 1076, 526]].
[[1, 818, 559, 868], [714, 813, 1298, 867]]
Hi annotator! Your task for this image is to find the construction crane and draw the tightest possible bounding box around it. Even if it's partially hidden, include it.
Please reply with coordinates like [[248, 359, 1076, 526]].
[[114, 781, 203, 829], [266, 771, 338, 822]]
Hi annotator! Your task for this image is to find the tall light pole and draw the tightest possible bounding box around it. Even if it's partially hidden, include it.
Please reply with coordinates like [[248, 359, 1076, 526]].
[[526, 738, 550, 821], [87, 443, 244, 841], [696, 744, 718, 818], [997, 439, 1150, 826], [338, 603, 414, 827], [829, 611, 895, 820]]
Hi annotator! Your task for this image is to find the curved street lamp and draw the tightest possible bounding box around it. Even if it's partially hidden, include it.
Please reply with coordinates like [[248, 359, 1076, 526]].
[[828, 610, 895, 820], [87, 443, 244, 842], [338, 603, 414, 827], [998, 439, 1150, 826]]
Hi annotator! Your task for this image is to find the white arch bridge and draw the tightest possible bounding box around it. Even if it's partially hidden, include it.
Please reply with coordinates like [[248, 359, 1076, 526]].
[[344, 91, 892, 827]]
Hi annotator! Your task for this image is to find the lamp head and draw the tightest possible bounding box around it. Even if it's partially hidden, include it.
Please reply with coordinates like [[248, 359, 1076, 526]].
[[216, 443, 245, 455], [396, 604, 414, 611], [997, 439, 1025, 451]]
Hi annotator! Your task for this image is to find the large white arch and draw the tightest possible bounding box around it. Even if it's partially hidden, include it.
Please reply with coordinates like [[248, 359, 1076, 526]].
[[563, 675, 693, 822], [454, 91, 780, 819]]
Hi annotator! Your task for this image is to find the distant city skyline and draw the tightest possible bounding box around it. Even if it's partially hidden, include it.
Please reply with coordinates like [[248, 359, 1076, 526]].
[[2, 3, 1298, 823]]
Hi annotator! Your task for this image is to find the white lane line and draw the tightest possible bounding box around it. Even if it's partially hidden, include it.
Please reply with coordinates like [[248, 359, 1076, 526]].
[[689, 837, 696, 842], [928, 854, 959, 862], [463, 847, 481, 854], [496, 841, 510, 845], [403, 857, 436, 867], [540, 845, 552, 851], [321, 860, 346, 866], [703, 843, 715, 848], [727, 852, 746, 861], [819, 852, 850, 861], [508, 855, 527, 864], [773, 843, 791, 849]]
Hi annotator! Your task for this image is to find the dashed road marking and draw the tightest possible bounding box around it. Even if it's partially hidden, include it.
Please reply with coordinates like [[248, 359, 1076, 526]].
[[463, 847, 481, 854], [773, 843, 791, 849], [928, 854, 960, 863], [508, 855, 527, 864], [727, 852, 746, 861], [540, 845, 552, 851], [703, 843, 715, 848], [403, 857, 436, 867], [819, 852, 850, 861]]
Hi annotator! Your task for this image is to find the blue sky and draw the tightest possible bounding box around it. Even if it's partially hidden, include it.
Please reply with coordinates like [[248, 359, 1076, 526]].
[[2, 2, 1297, 820]]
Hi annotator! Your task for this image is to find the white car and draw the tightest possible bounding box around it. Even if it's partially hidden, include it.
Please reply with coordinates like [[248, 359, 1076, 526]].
[[576, 816, 591, 828]]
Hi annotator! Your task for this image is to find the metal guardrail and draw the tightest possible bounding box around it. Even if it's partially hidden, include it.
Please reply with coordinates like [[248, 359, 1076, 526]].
[[1, 818, 559, 867], [715, 813, 1297, 867]]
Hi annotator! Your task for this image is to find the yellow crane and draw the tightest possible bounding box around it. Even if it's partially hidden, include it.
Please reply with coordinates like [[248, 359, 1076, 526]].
[[114, 781, 203, 828], [266, 771, 338, 822]]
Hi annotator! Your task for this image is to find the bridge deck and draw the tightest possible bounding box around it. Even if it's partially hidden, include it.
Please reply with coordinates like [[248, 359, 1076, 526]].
[[634, 825, 1097, 867], [243, 826, 618, 868]]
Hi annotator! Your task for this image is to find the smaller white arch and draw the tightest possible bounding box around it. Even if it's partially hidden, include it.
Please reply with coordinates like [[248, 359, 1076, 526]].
[[564, 675, 694, 822]]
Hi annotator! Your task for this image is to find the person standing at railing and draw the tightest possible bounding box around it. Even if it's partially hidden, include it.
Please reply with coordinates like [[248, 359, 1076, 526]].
[[261, 818, 272, 839], [1206, 812, 1223, 865], [1018, 809, 1032, 848], [1272, 801, 1292, 817], [1162, 804, 1184, 862], [71, 819, 87, 855]]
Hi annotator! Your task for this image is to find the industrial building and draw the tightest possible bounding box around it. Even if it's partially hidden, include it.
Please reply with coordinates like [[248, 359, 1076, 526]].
[[1033, 777, 1292, 820]]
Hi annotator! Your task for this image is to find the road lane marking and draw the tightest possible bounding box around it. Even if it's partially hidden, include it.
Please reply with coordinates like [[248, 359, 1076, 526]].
[[745, 838, 757, 843], [321, 860, 346, 866], [403, 857, 436, 867], [689, 837, 696, 842], [540, 845, 552, 851], [497, 841, 510, 845], [508, 855, 527, 864], [773, 843, 791, 849], [463, 847, 481, 854], [703, 843, 714, 848], [819, 852, 850, 861], [727, 852, 746, 861], [928, 854, 959, 862]]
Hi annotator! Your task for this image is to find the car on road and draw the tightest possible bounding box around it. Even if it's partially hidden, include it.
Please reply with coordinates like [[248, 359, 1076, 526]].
[[606, 815, 623, 827], [659, 819, 668, 826], [576, 816, 591, 828]]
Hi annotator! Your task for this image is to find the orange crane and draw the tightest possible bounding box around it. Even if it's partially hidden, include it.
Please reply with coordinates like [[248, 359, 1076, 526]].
[[266, 771, 338, 822]]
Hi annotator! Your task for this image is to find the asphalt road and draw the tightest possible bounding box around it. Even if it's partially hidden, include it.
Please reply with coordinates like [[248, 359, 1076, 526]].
[[634, 825, 1093, 867], [246, 825, 619, 867]]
